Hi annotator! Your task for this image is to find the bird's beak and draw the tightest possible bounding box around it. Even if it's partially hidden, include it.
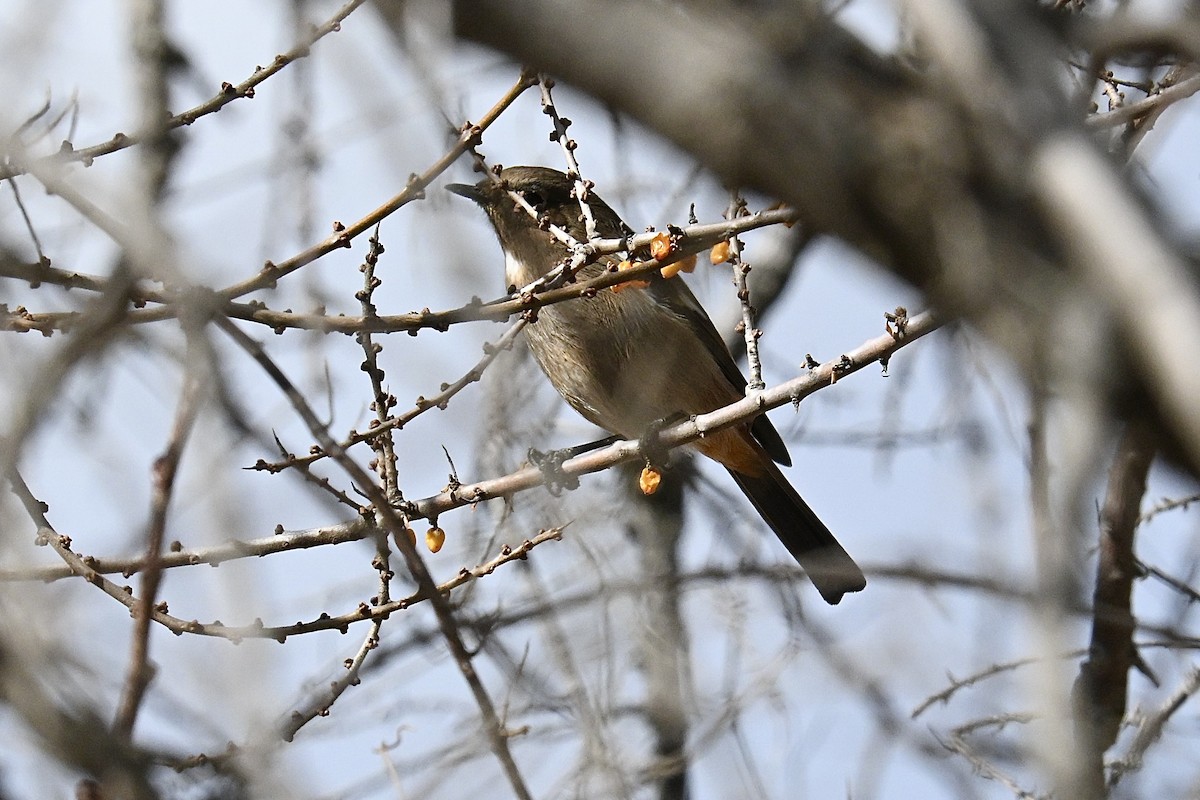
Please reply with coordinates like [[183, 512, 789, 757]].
[[445, 182, 484, 204]]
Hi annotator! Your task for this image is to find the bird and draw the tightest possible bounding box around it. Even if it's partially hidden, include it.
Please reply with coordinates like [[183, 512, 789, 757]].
[[448, 166, 865, 604]]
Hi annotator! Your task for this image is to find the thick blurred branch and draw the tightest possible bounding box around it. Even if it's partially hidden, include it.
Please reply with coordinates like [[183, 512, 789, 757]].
[[621, 462, 691, 800], [425, 0, 1200, 475], [127, 0, 177, 203], [1071, 424, 1155, 794]]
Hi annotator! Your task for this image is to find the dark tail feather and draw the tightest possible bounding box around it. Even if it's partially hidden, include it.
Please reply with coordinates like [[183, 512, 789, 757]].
[[728, 464, 865, 604]]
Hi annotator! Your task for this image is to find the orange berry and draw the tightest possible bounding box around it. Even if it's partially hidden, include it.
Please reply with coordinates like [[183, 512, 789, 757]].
[[660, 253, 697, 279], [425, 526, 446, 553], [710, 240, 731, 264], [649, 232, 672, 261], [639, 466, 661, 496], [400, 527, 416, 549], [613, 260, 650, 293]]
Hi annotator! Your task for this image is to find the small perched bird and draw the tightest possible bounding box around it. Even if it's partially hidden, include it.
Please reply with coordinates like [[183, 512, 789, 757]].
[[448, 166, 865, 604]]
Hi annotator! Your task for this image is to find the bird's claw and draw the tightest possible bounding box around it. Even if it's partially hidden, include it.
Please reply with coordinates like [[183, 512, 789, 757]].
[[528, 447, 580, 496], [639, 413, 685, 468]]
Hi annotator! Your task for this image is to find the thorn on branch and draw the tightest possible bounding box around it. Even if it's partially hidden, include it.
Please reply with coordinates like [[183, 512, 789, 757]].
[[885, 306, 909, 339]]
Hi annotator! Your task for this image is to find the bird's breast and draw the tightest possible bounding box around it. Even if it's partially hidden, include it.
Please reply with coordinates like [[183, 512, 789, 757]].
[[518, 277, 740, 443]]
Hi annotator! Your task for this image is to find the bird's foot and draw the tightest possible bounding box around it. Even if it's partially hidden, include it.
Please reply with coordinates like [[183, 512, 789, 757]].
[[638, 413, 687, 468], [528, 446, 581, 496]]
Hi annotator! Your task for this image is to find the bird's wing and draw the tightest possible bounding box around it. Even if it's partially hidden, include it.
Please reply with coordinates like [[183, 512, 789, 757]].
[[646, 274, 793, 467]]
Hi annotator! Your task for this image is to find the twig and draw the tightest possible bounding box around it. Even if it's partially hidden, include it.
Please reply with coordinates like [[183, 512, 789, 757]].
[[942, 713, 1045, 800], [5, 206, 796, 335], [218, 71, 536, 302], [1137, 492, 1200, 525], [409, 311, 940, 522], [1084, 69, 1200, 129], [1071, 424, 1155, 790], [1107, 665, 1200, 787], [1137, 561, 1200, 604], [8, 472, 176, 633], [0, 0, 371, 181], [112, 371, 205, 738], [723, 192, 764, 390], [539, 75, 600, 242], [253, 319, 525, 474], [0, 517, 376, 583], [5, 179, 46, 261], [279, 532, 394, 742], [913, 657, 1049, 720], [355, 226, 402, 503], [3, 518, 564, 647], [273, 430, 367, 512]]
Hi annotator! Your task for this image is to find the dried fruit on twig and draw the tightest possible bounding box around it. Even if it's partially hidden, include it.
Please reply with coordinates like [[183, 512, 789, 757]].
[[639, 466, 661, 496], [660, 253, 697, 279], [425, 526, 446, 553], [649, 231, 672, 260], [612, 259, 650, 293]]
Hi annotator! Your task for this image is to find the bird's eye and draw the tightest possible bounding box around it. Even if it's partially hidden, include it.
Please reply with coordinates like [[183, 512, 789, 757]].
[[520, 189, 545, 209]]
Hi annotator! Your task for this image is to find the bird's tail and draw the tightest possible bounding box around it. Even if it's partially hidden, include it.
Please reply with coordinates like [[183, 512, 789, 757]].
[[727, 463, 865, 604]]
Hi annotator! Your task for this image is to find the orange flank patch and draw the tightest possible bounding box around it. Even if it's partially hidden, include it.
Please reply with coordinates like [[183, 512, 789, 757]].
[[692, 428, 768, 477]]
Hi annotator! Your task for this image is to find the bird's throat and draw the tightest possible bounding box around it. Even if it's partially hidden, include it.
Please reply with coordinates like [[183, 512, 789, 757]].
[[504, 250, 545, 290]]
